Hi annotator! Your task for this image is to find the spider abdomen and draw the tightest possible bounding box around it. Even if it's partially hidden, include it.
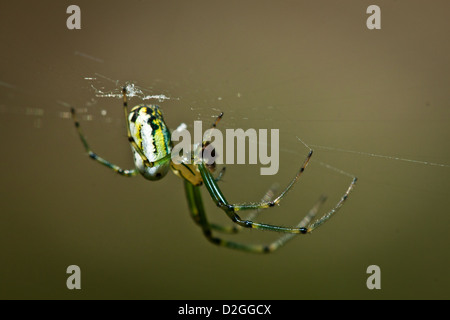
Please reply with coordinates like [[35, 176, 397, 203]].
[[128, 105, 172, 180]]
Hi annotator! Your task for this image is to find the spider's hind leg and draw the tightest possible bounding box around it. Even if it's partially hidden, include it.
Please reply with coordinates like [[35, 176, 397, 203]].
[[71, 107, 138, 177]]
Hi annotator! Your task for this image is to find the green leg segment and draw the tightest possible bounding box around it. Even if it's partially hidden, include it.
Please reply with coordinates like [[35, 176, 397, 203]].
[[71, 108, 138, 177], [198, 160, 357, 234], [184, 180, 327, 253]]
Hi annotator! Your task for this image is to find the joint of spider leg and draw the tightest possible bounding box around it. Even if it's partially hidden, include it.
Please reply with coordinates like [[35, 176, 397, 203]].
[[262, 246, 271, 254], [203, 231, 223, 246], [212, 112, 224, 128], [300, 227, 308, 234], [268, 201, 276, 207], [117, 168, 124, 174], [242, 220, 253, 228], [211, 237, 226, 247], [203, 229, 213, 238], [216, 200, 231, 210], [210, 237, 221, 245], [216, 201, 233, 211], [88, 152, 97, 160], [225, 204, 236, 213], [122, 88, 128, 104]]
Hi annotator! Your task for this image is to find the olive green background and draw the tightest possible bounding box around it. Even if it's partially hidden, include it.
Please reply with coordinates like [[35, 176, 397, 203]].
[[0, 0, 449, 299]]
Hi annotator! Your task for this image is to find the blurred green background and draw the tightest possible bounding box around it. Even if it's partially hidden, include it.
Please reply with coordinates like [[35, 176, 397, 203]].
[[0, 0, 449, 299]]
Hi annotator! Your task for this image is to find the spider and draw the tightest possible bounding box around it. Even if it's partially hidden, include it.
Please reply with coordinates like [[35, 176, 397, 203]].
[[71, 87, 357, 253]]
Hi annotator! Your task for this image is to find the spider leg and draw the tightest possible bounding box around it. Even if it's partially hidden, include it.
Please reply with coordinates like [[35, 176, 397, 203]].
[[201, 111, 227, 182], [198, 151, 357, 234], [307, 177, 357, 232], [214, 167, 226, 182], [197, 150, 312, 233], [186, 182, 279, 235], [184, 180, 327, 253], [265, 195, 326, 251], [185, 180, 237, 233], [243, 183, 279, 222], [71, 108, 138, 177]]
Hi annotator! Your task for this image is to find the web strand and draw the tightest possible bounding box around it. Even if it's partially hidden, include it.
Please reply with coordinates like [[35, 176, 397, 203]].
[[310, 144, 450, 169]]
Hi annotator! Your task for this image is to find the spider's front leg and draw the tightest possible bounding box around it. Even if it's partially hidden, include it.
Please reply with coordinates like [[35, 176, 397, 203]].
[[195, 110, 316, 234], [198, 152, 357, 234], [199, 161, 311, 234]]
